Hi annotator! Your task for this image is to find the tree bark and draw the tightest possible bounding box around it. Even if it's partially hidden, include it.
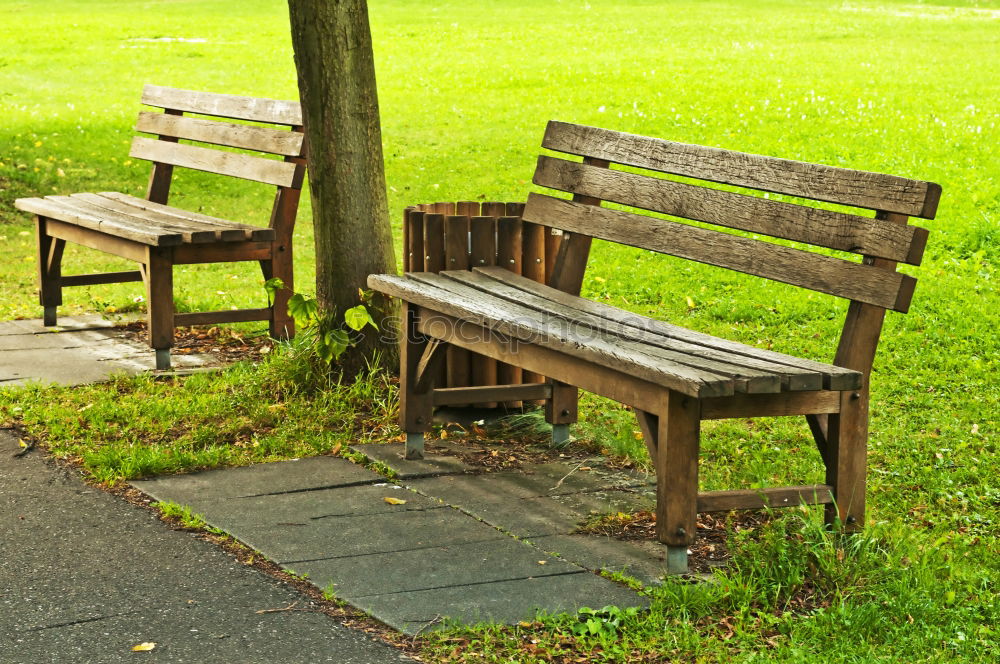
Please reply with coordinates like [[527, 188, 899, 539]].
[[287, 0, 398, 376]]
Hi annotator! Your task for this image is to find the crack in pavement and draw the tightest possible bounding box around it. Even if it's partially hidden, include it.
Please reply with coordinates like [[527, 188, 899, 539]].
[[17, 613, 128, 633], [350, 569, 586, 600]]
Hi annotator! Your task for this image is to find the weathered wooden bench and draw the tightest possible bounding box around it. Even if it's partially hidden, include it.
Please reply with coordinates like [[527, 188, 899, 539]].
[[369, 121, 941, 574], [15, 85, 307, 370]]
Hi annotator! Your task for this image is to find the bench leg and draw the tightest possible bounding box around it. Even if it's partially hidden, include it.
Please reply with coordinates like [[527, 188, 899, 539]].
[[825, 389, 867, 531], [144, 247, 174, 371], [545, 380, 577, 448], [35, 217, 65, 327], [399, 303, 433, 459], [654, 390, 700, 575], [261, 252, 294, 340]]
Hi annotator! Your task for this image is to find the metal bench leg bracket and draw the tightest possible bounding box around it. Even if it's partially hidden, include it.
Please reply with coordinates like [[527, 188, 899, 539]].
[[551, 423, 570, 448], [667, 546, 689, 575], [405, 432, 425, 460], [154, 349, 171, 371], [43, 306, 57, 327]]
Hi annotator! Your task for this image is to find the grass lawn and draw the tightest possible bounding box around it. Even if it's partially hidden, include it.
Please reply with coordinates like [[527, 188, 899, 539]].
[[1, 0, 998, 661]]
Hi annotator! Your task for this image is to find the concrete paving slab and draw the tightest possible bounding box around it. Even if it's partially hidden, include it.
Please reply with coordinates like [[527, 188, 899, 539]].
[[212, 503, 508, 566], [351, 442, 472, 478], [184, 483, 444, 524], [359, 572, 649, 635], [0, 316, 211, 386], [0, 432, 412, 664], [133, 455, 381, 503], [528, 534, 668, 586], [293, 537, 582, 599], [406, 473, 655, 538]]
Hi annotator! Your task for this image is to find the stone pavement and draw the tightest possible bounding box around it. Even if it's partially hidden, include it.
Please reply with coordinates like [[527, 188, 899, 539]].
[[0, 431, 413, 664], [0, 316, 212, 387], [2, 315, 664, 641], [134, 446, 662, 635]]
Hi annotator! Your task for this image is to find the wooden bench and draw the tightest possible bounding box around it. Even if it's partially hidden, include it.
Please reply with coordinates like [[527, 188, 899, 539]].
[[15, 85, 307, 370], [369, 121, 941, 574]]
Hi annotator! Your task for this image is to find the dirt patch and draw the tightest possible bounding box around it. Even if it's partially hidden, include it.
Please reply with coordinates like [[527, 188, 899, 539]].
[[578, 509, 771, 575], [117, 320, 274, 363]]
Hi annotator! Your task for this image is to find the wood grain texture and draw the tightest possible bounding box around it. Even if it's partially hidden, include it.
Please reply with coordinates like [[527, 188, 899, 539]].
[[469, 216, 498, 405], [369, 273, 733, 397], [130, 137, 299, 187], [422, 213, 445, 272], [656, 390, 699, 547], [406, 209, 425, 274], [174, 308, 271, 326], [415, 309, 668, 414], [547, 156, 609, 295], [524, 193, 916, 312], [445, 215, 472, 392], [98, 192, 273, 241], [697, 485, 834, 512], [441, 270, 796, 394], [496, 216, 525, 397], [701, 391, 841, 420], [534, 156, 929, 264], [542, 121, 941, 218], [43, 219, 149, 262], [135, 112, 305, 156], [432, 383, 552, 406], [15, 196, 182, 246], [142, 85, 302, 125], [64, 194, 224, 243], [474, 266, 861, 390]]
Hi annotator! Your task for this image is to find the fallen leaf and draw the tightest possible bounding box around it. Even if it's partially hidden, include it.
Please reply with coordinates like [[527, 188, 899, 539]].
[[132, 642, 156, 652], [384, 496, 407, 505], [331, 443, 342, 456], [537, 560, 547, 565], [18, 439, 27, 449]]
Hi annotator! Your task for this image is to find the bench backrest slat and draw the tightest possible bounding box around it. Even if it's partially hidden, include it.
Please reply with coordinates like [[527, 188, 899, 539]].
[[529, 121, 939, 313], [142, 84, 303, 126], [135, 112, 304, 157], [129, 136, 300, 188], [534, 155, 929, 265], [543, 121, 940, 219], [526, 193, 916, 312]]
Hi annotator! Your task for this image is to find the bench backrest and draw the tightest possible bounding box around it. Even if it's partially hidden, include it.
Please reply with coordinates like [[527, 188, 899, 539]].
[[131, 85, 307, 237], [525, 121, 939, 314]]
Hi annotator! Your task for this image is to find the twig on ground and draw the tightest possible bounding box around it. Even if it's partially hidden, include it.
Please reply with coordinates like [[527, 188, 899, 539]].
[[255, 600, 318, 614], [412, 614, 444, 644]]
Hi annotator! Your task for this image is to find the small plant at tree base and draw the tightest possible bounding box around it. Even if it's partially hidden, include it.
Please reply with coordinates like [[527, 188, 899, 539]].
[[264, 278, 378, 363]]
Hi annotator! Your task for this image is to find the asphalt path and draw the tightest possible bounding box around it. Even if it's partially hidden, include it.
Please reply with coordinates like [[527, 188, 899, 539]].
[[0, 431, 412, 664]]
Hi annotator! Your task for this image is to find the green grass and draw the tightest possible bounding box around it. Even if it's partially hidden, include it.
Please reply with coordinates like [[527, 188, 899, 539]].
[[1, 0, 998, 661]]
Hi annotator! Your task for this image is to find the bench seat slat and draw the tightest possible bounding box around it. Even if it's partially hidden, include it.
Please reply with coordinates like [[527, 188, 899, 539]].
[[129, 136, 298, 188], [543, 121, 941, 218], [98, 193, 274, 242], [442, 269, 824, 391], [534, 156, 929, 265], [411, 271, 783, 394], [524, 193, 917, 313], [14, 197, 182, 246], [64, 194, 222, 243], [473, 266, 862, 391], [368, 273, 735, 398], [142, 85, 302, 126], [136, 112, 305, 156]]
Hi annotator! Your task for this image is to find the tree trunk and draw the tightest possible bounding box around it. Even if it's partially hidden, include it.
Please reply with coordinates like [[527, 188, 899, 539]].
[[287, 0, 398, 376]]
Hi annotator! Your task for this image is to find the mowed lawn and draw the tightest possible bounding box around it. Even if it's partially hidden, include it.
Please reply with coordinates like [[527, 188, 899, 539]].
[[1, 0, 998, 661]]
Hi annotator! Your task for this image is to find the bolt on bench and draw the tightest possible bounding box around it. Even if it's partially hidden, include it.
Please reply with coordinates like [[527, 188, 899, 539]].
[[15, 85, 307, 370], [370, 121, 941, 574]]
